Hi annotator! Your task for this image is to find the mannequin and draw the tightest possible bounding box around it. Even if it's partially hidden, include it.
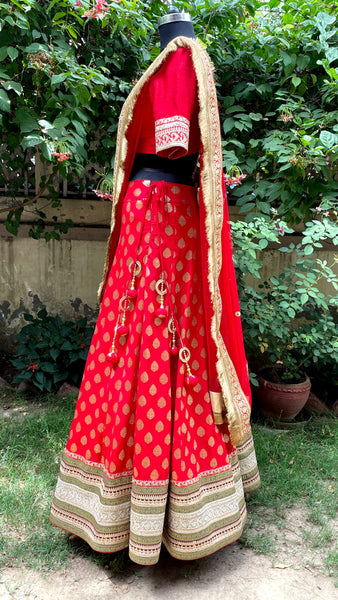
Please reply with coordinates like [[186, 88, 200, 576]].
[[130, 7, 197, 185], [159, 4, 196, 51], [50, 6, 260, 566]]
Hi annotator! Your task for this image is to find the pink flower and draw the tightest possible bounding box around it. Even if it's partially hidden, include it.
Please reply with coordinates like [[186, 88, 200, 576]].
[[278, 227, 284, 235], [52, 148, 71, 162], [75, 1, 82, 6], [93, 189, 114, 201], [82, 0, 110, 19], [55, 151, 71, 162], [281, 114, 294, 122], [224, 173, 247, 187]]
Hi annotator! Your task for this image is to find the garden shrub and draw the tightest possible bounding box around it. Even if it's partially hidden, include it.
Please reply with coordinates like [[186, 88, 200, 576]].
[[0, 0, 337, 237], [231, 210, 338, 387], [11, 310, 94, 392]]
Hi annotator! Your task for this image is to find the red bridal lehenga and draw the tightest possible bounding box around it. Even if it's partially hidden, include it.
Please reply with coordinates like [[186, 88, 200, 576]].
[[50, 37, 260, 565]]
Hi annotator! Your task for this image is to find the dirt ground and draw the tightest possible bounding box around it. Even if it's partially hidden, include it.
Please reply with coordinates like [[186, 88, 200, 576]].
[[1, 395, 337, 599], [2, 504, 338, 600], [1, 539, 337, 600]]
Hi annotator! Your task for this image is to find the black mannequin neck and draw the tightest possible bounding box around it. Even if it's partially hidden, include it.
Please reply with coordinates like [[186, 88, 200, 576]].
[[159, 20, 195, 51]]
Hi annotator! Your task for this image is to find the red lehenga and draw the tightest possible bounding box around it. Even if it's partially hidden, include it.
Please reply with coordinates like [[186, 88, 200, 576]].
[[50, 37, 260, 565]]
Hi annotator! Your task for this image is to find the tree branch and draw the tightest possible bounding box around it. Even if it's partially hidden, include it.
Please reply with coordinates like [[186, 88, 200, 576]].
[[0, 172, 57, 214]]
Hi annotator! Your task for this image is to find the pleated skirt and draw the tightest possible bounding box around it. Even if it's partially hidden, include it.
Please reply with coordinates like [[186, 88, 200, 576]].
[[50, 180, 260, 565]]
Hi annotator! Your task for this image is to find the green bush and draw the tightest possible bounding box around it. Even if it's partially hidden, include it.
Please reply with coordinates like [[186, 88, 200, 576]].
[[11, 310, 94, 392], [0, 0, 337, 238], [231, 210, 338, 384]]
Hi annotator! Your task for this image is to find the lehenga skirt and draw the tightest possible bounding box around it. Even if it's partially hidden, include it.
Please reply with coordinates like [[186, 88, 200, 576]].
[[50, 180, 260, 565]]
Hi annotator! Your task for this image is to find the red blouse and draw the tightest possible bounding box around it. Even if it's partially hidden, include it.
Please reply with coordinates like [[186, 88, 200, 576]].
[[137, 47, 200, 158]]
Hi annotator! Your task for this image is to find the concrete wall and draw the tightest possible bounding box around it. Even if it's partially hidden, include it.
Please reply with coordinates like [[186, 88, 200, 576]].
[[0, 198, 336, 351]]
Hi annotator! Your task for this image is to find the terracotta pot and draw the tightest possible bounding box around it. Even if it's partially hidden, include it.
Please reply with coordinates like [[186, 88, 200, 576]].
[[256, 368, 311, 421]]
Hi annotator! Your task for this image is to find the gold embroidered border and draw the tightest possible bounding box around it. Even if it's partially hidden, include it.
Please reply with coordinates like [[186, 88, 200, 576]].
[[154, 115, 190, 154], [51, 438, 260, 563]]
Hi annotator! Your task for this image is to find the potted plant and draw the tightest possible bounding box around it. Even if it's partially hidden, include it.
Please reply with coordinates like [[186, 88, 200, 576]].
[[231, 212, 338, 421]]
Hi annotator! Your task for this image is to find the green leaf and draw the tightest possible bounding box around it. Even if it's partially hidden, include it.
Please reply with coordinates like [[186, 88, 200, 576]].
[[41, 362, 58, 373], [0, 89, 10, 112], [21, 134, 44, 150], [53, 11, 67, 21], [279, 163, 292, 171], [300, 135, 312, 146], [47, 0, 62, 13], [256, 202, 271, 214], [258, 239, 269, 250], [15, 109, 39, 133], [301, 293, 309, 305], [25, 43, 49, 53], [2, 81, 23, 95], [76, 85, 91, 105], [38, 119, 54, 130], [291, 76, 301, 88], [287, 307, 295, 318], [61, 341, 73, 351], [326, 48, 338, 65], [7, 47, 19, 60], [41, 140, 54, 161], [280, 51, 297, 77], [50, 348, 60, 361], [223, 150, 238, 167], [303, 244, 314, 255], [0, 47, 8, 61], [297, 55, 310, 71], [51, 74, 68, 85], [249, 112, 262, 121], [223, 118, 235, 134], [319, 130, 337, 149], [225, 105, 245, 114], [53, 116, 70, 130], [23, 313, 34, 322], [35, 371, 45, 385], [282, 13, 293, 25], [66, 24, 78, 39]]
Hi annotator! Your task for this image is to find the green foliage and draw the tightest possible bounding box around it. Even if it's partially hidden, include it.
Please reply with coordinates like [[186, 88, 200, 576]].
[[0, 0, 337, 237], [0, 393, 77, 569], [243, 419, 338, 575], [222, 0, 338, 218], [231, 210, 338, 382], [11, 309, 94, 392]]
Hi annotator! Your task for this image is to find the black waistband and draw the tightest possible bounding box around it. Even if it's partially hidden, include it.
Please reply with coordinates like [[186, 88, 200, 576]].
[[130, 153, 199, 186]]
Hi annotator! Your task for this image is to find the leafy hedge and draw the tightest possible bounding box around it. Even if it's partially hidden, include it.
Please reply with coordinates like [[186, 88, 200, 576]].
[[0, 0, 337, 238]]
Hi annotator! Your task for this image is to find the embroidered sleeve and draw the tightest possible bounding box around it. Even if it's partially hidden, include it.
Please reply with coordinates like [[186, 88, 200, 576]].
[[154, 115, 190, 155], [149, 47, 197, 159]]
